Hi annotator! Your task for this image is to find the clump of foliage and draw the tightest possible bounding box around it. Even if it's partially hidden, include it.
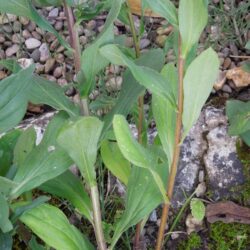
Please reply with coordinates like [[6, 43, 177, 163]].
[[177, 233, 202, 250], [0, 0, 220, 249], [210, 222, 250, 250]]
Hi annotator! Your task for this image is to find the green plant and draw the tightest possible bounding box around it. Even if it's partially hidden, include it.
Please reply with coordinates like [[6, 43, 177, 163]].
[[0, 0, 220, 249], [178, 233, 202, 250], [226, 100, 250, 146]]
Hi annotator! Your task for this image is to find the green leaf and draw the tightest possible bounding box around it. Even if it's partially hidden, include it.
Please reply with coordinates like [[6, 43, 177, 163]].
[[29, 76, 80, 117], [32, 0, 62, 7], [179, 0, 208, 57], [0, 0, 70, 49], [0, 233, 12, 250], [144, 0, 178, 27], [113, 115, 168, 203], [20, 204, 94, 250], [10, 112, 72, 198], [80, 0, 123, 96], [102, 48, 165, 135], [226, 100, 250, 136], [0, 59, 21, 73], [0, 194, 13, 233], [0, 130, 21, 176], [0, 177, 17, 196], [182, 48, 219, 139], [110, 164, 167, 249], [57, 117, 103, 187], [242, 61, 250, 73], [13, 128, 36, 166], [39, 171, 93, 223], [190, 198, 205, 221], [10, 196, 50, 223], [100, 44, 176, 106], [0, 65, 35, 133], [101, 140, 131, 185], [152, 63, 177, 164], [240, 130, 250, 146]]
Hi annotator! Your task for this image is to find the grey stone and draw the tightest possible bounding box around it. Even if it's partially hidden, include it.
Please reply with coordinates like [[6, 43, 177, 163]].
[[39, 43, 50, 62], [6, 44, 19, 57], [204, 114, 245, 200], [44, 58, 56, 73], [25, 38, 41, 49], [13, 21, 21, 32], [48, 8, 59, 18], [140, 39, 151, 49], [30, 49, 41, 62]]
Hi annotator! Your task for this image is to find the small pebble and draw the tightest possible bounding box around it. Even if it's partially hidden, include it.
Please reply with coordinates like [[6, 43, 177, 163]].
[[44, 58, 56, 73], [6, 44, 19, 57], [25, 38, 41, 49]]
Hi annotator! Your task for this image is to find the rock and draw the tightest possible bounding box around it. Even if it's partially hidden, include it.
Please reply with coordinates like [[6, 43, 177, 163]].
[[140, 39, 150, 49], [30, 49, 41, 62], [222, 84, 232, 93], [27, 21, 36, 32], [35, 63, 45, 74], [55, 21, 63, 31], [223, 57, 231, 69], [105, 77, 123, 92], [6, 44, 19, 57], [22, 30, 32, 39], [0, 34, 5, 43], [3, 24, 12, 33], [31, 31, 42, 41], [86, 20, 96, 30], [50, 39, 59, 51], [195, 182, 206, 197], [0, 49, 5, 60], [53, 66, 63, 78], [172, 112, 207, 208], [39, 43, 50, 62], [12, 34, 24, 44], [48, 8, 59, 18], [55, 53, 64, 64], [213, 70, 227, 90], [204, 107, 245, 200], [18, 58, 34, 69], [45, 33, 56, 43], [25, 38, 41, 49], [19, 16, 29, 26], [79, 36, 87, 45], [44, 58, 56, 73], [13, 21, 21, 32], [185, 214, 203, 235], [226, 67, 250, 88]]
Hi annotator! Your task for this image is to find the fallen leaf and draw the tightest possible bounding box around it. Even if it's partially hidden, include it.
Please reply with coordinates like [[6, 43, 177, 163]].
[[128, 0, 160, 17], [206, 201, 250, 224], [226, 67, 250, 88], [27, 103, 44, 113], [213, 70, 227, 90]]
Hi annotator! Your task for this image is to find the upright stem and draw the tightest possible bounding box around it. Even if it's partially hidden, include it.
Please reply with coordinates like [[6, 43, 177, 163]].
[[64, 2, 105, 249], [155, 34, 185, 250], [63, 1, 88, 116], [90, 186, 107, 250], [126, 1, 143, 249]]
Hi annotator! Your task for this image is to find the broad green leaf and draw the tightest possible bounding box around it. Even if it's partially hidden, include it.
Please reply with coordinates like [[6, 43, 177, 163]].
[[20, 204, 94, 250], [152, 63, 178, 164], [113, 115, 168, 203], [32, 0, 62, 6], [10, 196, 50, 223], [226, 100, 250, 136], [242, 61, 250, 73], [0, 65, 35, 133], [0, 233, 12, 250], [110, 164, 167, 249], [245, 41, 250, 50], [13, 128, 36, 166], [182, 48, 219, 139], [0, 177, 17, 196], [0, 194, 13, 233], [0, 59, 21, 73], [241, 130, 250, 146], [100, 45, 175, 106], [190, 198, 205, 221], [179, 0, 208, 57], [0, 130, 21, 176], [80, 0, 123, 96], [10, 113, 72, 198], [0, 0, 69, 49], [144, 0, 178, 27], [57, 117, 103, 187], [29, 76, 80, 117], [40, 171, 93, 223], [101, 140, 131, 185], [102, 48, 165, 134]]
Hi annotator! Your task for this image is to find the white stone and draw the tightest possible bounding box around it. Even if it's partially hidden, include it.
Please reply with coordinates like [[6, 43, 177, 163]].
[[25, 38, 41, 50]]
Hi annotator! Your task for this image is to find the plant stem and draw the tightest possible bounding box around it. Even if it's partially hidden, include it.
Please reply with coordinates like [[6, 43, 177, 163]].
[[63, 1, 88, 116], [126, 1, 144, 249], [155, 34, 185, 250], [90, 185, 107, 250]]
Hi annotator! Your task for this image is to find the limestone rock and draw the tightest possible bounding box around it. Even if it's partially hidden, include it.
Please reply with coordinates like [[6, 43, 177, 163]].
[[226, 67, 250, 88]]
